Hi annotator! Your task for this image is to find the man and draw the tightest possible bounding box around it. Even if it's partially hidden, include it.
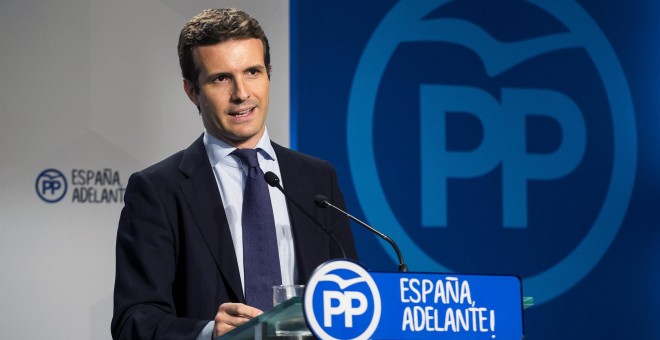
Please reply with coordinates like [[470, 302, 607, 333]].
[[111, 8, 358, 339]]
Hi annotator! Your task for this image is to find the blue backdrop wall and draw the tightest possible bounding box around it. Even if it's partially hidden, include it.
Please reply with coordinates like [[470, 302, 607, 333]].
[[291, 0, 659, 338]]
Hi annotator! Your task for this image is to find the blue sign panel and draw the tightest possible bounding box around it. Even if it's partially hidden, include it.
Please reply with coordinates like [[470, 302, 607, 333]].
[[304, 260, 522, 340], [292, 1, 660, 339]]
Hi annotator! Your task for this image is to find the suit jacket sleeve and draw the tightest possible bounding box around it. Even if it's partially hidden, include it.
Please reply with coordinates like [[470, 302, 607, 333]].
[[111, 171, 207, 340]]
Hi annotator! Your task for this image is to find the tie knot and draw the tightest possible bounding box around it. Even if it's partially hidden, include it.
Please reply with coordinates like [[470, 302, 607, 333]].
[[233, 148, 260, 168]]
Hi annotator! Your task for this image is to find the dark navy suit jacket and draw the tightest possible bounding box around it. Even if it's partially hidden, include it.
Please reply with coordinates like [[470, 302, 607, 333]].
[[111, 136, 358, 339]]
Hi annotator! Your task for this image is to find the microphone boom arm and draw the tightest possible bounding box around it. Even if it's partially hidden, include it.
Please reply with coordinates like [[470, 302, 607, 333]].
[[315, 195, 408, 272], [264, 172, 347, 259]]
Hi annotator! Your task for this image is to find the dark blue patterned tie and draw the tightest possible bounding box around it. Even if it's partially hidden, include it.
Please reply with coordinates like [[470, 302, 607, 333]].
[[232, 148, 282, 311]]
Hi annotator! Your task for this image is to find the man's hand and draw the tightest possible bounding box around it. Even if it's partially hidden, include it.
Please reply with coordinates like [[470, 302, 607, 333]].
[[213, 302, 263, 337]]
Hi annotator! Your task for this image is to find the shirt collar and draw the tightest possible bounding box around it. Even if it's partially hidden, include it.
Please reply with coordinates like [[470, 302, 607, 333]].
[[203, 129, 276, 168]]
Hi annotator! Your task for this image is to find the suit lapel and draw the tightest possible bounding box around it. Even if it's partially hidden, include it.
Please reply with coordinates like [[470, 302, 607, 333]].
[[273, 143, 331, 283], [178, 136, 245, 302]]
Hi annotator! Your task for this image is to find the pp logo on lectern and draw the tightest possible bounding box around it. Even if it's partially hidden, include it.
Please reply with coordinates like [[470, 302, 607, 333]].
[[304, 260, 381, 340]]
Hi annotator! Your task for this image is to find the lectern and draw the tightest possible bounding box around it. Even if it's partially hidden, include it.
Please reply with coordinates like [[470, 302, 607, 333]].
[[219, 260, 525, 339]]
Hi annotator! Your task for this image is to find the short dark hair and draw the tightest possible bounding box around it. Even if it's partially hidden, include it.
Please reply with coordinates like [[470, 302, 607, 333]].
[[177, 8, 271, 88]]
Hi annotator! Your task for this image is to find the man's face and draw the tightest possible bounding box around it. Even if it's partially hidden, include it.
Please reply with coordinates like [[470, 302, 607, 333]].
[[184, 38, 270, 148]]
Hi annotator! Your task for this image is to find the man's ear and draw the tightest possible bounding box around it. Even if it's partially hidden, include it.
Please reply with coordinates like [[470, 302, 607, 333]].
[[183, 79, 199, 106]]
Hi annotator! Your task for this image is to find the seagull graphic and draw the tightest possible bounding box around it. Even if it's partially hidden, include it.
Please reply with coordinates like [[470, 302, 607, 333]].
[[319, 273, 367, 290]]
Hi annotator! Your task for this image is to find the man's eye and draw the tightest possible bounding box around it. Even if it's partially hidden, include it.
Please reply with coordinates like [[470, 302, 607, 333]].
[[247, 69, 260, 76], [213, 75, 228, 82]]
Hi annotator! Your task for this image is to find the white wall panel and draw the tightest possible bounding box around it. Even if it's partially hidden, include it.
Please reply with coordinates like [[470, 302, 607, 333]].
[[0, 0, 289, 338]]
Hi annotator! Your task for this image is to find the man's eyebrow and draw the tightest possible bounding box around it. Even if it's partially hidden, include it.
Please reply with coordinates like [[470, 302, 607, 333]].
[[205, 65, 266, 80], [245, 64, 267, 71]]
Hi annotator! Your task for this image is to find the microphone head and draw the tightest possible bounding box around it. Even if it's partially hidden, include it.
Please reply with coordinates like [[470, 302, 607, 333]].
[[314, 195, 330, 208], [264, 171, 280, 187]]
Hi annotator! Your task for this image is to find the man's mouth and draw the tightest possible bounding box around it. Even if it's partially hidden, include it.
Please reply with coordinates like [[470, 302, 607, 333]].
[[229, 107, 254, 117]]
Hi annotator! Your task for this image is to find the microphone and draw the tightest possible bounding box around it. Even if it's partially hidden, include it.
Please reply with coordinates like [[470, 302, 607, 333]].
[[314, 195, 408, 272], [263, 171, 347, 259]]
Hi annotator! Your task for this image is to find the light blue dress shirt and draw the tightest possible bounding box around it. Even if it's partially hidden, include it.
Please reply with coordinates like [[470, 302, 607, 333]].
[[197, 129, 296, 339]]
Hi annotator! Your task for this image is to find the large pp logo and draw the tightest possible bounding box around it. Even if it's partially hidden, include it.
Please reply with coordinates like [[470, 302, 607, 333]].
[[36, 169, 68, 203], [304, 260, 381, 340], [347, 0, 636, 305], [421, 85, 586, 227]]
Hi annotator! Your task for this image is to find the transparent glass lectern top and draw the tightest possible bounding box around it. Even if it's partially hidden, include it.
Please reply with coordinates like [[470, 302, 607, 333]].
[[216, 296, 313, 340]]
